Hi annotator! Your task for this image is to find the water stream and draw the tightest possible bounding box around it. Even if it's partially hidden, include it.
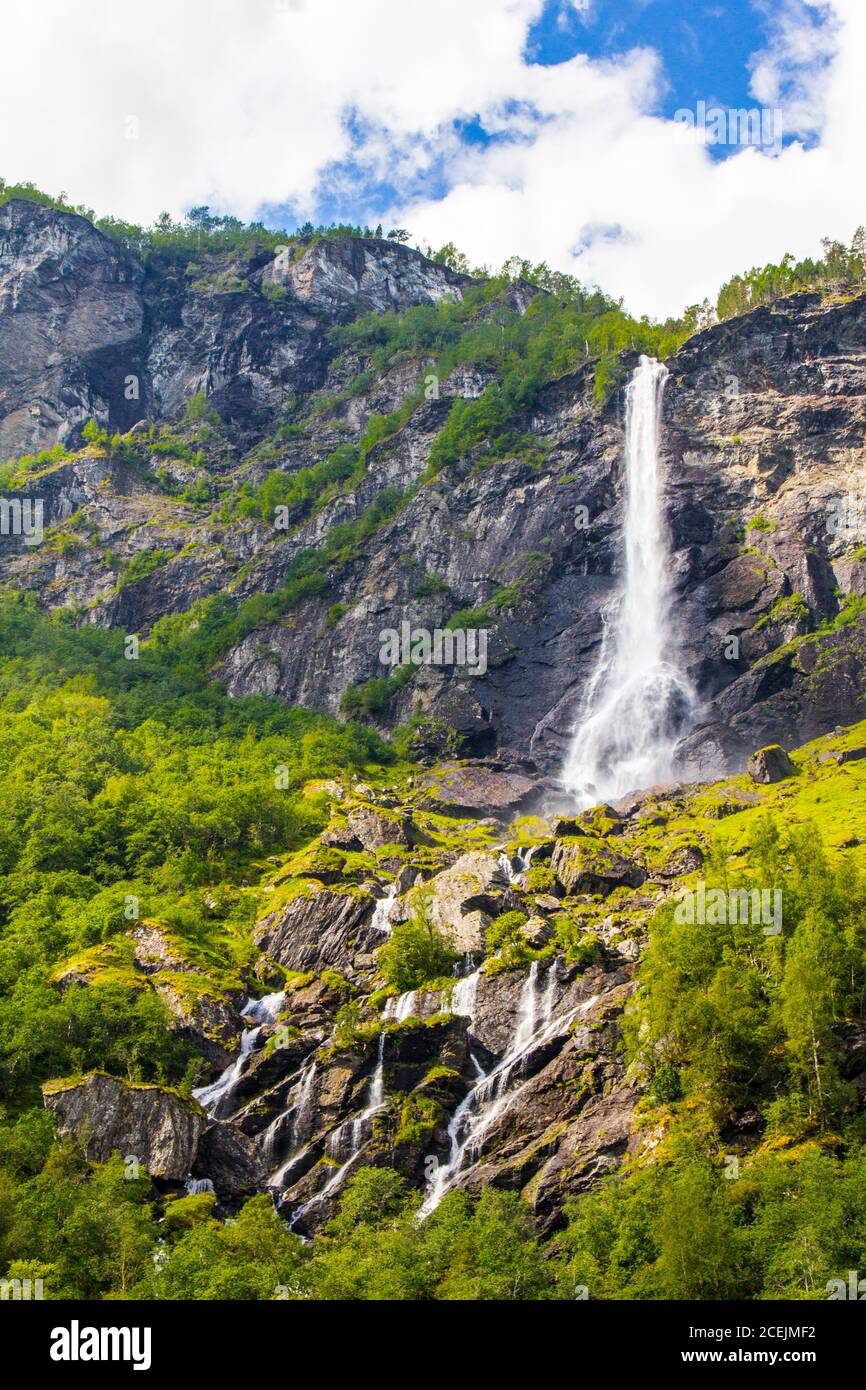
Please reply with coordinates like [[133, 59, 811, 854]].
[[562, 355, 695, 807]]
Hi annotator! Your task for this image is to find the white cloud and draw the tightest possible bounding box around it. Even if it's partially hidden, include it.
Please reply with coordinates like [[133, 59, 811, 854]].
[[0, 0, 860, 317], [749, 0, 840, 136]]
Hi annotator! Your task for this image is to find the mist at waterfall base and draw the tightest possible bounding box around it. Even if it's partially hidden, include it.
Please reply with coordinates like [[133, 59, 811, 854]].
[[563, 356, 696, 809]]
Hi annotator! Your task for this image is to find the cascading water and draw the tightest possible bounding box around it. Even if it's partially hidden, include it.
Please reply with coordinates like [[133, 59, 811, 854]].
[[497, 846, 537, 886], [193, 990, 285, 1118], [185, 1177, 215, 1196], [286, 1033, 389, 1226], [382, 989, 418, 1022], [450, 970, 480, 1019], [369, 883, 398, 934], [562, 355, 695, 808], [418, 959, 569, 1218]]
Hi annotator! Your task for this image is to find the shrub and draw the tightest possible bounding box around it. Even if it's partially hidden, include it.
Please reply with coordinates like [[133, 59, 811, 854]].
[[378, 906, 459, 991]]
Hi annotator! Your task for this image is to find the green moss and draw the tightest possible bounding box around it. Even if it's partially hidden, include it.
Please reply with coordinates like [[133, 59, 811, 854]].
[[748, 513, 777, 533], [163, 1192, 217, 1228]]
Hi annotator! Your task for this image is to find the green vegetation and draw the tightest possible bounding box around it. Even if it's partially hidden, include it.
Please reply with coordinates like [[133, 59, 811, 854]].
[[378, 906, 459, 991], [0, 595, 391, 1112]]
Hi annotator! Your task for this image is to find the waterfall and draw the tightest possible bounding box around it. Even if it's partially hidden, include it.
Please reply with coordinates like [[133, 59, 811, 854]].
[[192, 991, 286, 1118], [292, 1060, 318, 1143], [418, 959, 566, 1218], [351, 1033, 386, 1146], [192, 1024, 262, 1116], [185, 1177, 215, 1196], [497, 846, 536, 886], [382, 989, 417, 1022], [370, 883, 398, 934], [563, 355, 695, 808], [450, 970, 480, 1019], [285, 1033, 388, 1226]]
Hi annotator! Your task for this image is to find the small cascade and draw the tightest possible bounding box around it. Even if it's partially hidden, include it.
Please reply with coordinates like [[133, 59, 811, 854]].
[[192, 1024, 262, 1117], [193, 990, 286, 1118], [185, 1177, 215, 1196], [287, 1033, 388, 1227], [497, 846, 537, 887], [419, 959, 570, 1218], [542, 956, 559, 1020], [351, 1033, 386, 1147], [512, 959, 542, 1054], [382, 989, 417, 1022], [450, 969, 480, 1020], [245, 990, 287, 1025], [292, 1060, 318, 1144], [260, 1058, 318, 1175], [369, 883, 398, 935]]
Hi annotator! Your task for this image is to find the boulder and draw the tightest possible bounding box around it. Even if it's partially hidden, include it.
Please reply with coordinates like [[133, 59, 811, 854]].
[[818, 745, 866, 766], [747, 744, 797, 783], [42, 1073, 204, 1180], [519, 916, 556, 948], [552, 806, 621, 838], [419, 762, 536, 819], [655, 843, 704, 879], [321, 824, 363, 851], [254, 886, 374, 976], [551, 838, 646, 895], [131, 922, 196, 975], [428, 851, 511, 951], [346, 803, 413, 851]]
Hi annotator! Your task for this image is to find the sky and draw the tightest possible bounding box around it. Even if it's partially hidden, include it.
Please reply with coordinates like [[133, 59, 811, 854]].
[[0, 0, 859, 317]]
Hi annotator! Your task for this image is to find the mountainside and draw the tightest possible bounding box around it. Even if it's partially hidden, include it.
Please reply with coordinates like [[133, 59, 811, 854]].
[[2, 198, 864, 780], [2, 196, 866, 1301]]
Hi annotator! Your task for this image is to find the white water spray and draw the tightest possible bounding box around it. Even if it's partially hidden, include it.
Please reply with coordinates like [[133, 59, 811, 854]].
[[370, 883, 398, 934], [192, 991, 285, 1118], [418, 960, 567, 1218], [563, 356, 695, 807]]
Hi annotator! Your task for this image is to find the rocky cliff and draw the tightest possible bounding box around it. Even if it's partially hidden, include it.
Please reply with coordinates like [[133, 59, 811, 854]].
[[2, 199, 863, 785]]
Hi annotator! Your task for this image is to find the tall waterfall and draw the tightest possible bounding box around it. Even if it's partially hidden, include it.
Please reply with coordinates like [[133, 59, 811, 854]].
[[563, 355, 695, 807]]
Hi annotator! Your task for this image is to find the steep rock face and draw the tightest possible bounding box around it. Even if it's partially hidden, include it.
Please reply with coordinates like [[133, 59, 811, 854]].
[[208, 291, 866, 779], [2, 201, 865, 786], [43, 1073, 204, 1179], [264, 236, 467, 314], [0, 203, 468, 455], [253, 886, 376, 977], [0, 201, 144, 457]]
